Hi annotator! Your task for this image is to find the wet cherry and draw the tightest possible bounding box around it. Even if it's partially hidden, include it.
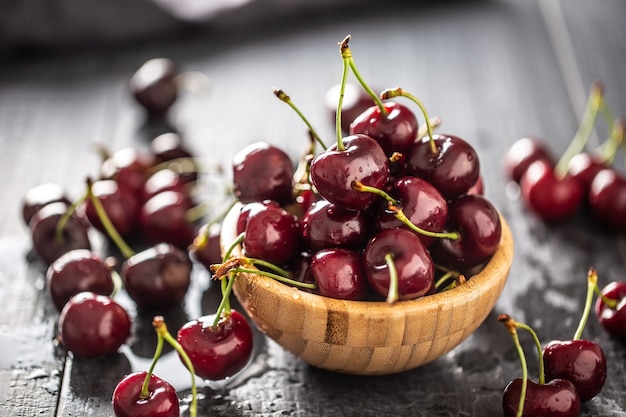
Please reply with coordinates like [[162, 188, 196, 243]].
[[84, 179, 141, 239], [301, 199, 370, 251], [595, 280, 626, 340], [310, 247, 369, 300], [112, 371, 179, 417], [503, 137, 554, 184], [502, 378, 581, 417], [588, 168, 626, 232]]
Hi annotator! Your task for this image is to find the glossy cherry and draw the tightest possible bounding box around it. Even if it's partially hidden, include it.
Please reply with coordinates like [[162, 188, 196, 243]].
[[595, 280, 626, 340], [566, 152, 608, 194], [310, 134, 390, 211], [429, 194, 501, 271], [349, 101, 418, 157], [100, 147, 155, 195], [588, 168, 626, 232], [309, 247, 369, 300], [112, 371, 179, 417], [129, 58, 179, 117], [503, 137, 554, 184], [142, 168, 192, 204], [502, 378, 581, 417], [301, 198, 370, 251], [46, 249, 115, 312], [84, 179, 141, 239], [405, 133, 480, 200], [29, 201, 91, 265], [122, 243, 192, 310], [363, 227, 434, 301], [58, 292, 131, 357], [139, 190, 197, 249], [232, 141, 295, 205], [21, 182, 70, 226], [519, 159, 583, 222], [189, 222, 223, 271], [176, 310, 253, 381]]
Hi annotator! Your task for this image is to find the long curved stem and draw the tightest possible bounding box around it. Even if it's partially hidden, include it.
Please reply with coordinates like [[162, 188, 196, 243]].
[[573, 268, 598, 341], [499, 314, 528, 417]]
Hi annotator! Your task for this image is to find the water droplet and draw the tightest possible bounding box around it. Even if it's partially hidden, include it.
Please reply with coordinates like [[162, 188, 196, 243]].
[[292, 292, 300, 300]]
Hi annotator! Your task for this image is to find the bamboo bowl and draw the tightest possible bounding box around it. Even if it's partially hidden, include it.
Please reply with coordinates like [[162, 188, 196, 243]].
[[220, 203, 513, 375]]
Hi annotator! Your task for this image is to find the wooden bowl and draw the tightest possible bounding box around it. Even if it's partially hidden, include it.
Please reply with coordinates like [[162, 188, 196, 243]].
[[220, 203, 514, 375]]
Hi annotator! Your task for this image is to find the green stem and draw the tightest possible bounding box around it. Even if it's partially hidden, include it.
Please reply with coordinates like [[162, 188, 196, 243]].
[[154, 317, 197, 417], [598, 118, 625, 166], [499, 314, 528, 417], [434, 271, 456, 290], [230, 267, 316, 290], [381, 87, 437, 155], [273, 88, 327, 150], [222, 232, 245, 263], [335, 37, 352, 151], [384, 253, 399, 304], [513, 321, 545, 385], [573, 268, 598, 341], [55, 191, 87, 243], [244, 257, 292, 277], [212, 272, 236, 328], [592, 283, 619, 309], [140, 326, 165, 399], [554, 82, 604, 178], [86, 178, 135, 259]]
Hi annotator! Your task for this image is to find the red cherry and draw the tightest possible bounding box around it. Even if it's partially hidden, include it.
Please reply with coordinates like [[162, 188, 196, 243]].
[[566, 152, 608, 194], [21, 182, 70, 226], [310, 134, 390, 211], [84, 179, 141, 239], [503, 137, 554, 183], [58, 292, 131, 357], [139, 190, 197, 249], [309, 247, 369, 300], [543, 339, 607, 402], [100, 147, 155, 195], [588, 168, 626, 231], [595, 281, 626, 340], [176, 310, 253, 381], [189, 222, 223, 271], [112, 371, 179, 417], [519, 159, 583, 222], [502, 378, 581, 417], [129, 58, 179, 117]]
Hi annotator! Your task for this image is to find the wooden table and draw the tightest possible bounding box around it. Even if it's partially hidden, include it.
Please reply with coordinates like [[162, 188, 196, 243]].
[[1, 0, 625, 415]]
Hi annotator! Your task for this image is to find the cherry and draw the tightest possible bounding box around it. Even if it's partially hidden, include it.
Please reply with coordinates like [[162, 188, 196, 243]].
[[309, 247, 369, 300], [300, 198, 371, 251], [139, 190, 197, 249], [21, 182, 70, 226], [142, 168, 192, 204], [595, 280, 626, 340], [588, 168, 626, 232], [404, 133, 480, 200], [325, 82, 375, 134], [363, 227, 434, 302], [176, 310, 253, 381], [467, 174, 485, 196], [58, 292, 131, 357], [129, 58, 179, 117], [121, 243, 192, 310], [100, 147, 155, 195], [112, 371, 179, 417], [189, 222, 223, 271], [150, 133, 199, 184], [242, 204, 301, 266], [235, 200, 280, 235], [29, 201, 91, 266], [566, 152, 608, 194], [349, 101, 418, 157], [46, 249, 116, 312], [519, 159, 584, 222], [309, 134, 390, 211], [503, 137, 554, 184], [84, 179, 141, 239], [502, 378, 581, 417], [374, 175, 448, 247], [429, 194, 501, 271], [232, 141, 295, 205]]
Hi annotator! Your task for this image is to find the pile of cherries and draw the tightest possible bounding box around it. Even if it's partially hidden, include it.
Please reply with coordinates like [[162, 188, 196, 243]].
[[503, 82, 626, 230]]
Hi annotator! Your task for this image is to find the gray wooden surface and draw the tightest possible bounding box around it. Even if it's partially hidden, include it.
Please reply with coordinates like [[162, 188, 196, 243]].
[[1, 0, 625, 415]]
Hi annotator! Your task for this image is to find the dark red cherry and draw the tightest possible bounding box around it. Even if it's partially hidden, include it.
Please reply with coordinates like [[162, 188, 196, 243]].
[[176, 310, 253, 381], [142, 169, 191, 203], [46, 249, 115, 312], [100, 147, 155, 195], [85, 179, 141, 239], [189, 222, 223, 271], [349, 101, 418, 156], [21, 182, 71, 226], [429, 194, 501, 271], [502, 378, 581, 417], [29, 201, 91, 266], [588, 168, 626, 231], [310, 247, 369, 300], [566, 152, 608, 194], [236, 200, 280, 235], [129, 58, 179, 117], [519, 159, 583, 222], [150, 132, 198, 183], [232, 141, 295, 205], [301, 199, 370, 251], [121, 243, 192, 310], [310, 134, 390, 211], [363, 227, 434, 301], [58, 292, 131, 357], [375, 175, 448, 247], [242, 204, 300, 266], [112, 371, 179, 417], [325, 83, 375, 134], [595, 281, 626, 340], [467, 174, 484, 196], [543, 339, 607, 402], [405, 133, 480, 199], [503, 137, 554, 183], [139, 190, 197, 249]]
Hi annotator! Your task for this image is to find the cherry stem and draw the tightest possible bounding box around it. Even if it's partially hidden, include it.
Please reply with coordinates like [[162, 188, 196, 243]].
[[384, 253, 399, 304], [222, 232, 245, 263], [273, 88, 327, 150], [212, 271, 236, 328], [597, 117, 625, 166], [591, 281, 619, 310], [510, 319, 546, 385], [230, 267, 317, 290], [152, 316, 197, 417], [140, 324, 164, 399], [441, 274, 467, 292], [381, 87, 437, 156], [573, 267, 598, 341], [86, 177, 136, 259], [434, 271, 456, 290], [339, 35, 388, 120], [554, 82, 604, 178], [498, 314, 529, 417], [55, 191, 86, 244], [351, 180, 459, 240]]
